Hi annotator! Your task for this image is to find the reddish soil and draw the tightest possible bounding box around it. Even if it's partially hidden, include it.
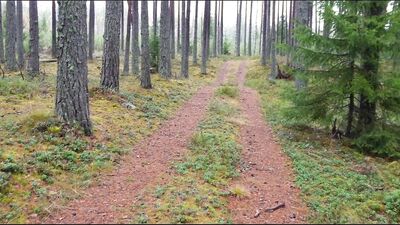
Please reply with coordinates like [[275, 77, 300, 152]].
[[38, 62, 229, 224], [228, 61, 308, 223]]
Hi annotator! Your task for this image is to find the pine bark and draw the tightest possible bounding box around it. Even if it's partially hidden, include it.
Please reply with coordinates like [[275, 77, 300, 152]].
[[177, 2, 180, 53], [5, 0, 17, 71], [16, 0, 24, 69], [293, 1, 309, 90], [0, 2, 4, 63], [261, 1, 267, 65], [88, 0, 95, 60], [181, 1, 185, 60], [244, 1, 247, 55], [193, 0, 198, 64], [170, 1, 175, 59], [131, 1, 140, 75], [56, 1, 92, 135], [235, 0, 242, 57], [181, 0, 190, 78], [213, 0, 217, 57], [141, 0, 152, 89], [153, 0, 157, 37], [28, 0, 39, 77], [123, 1, 132, 75], [220, 1, 223, 55], [121, 2, 124, 52], [201, 1, 210, 74], [100, 1, 122, 91], [52, 0, 57, 58], [270, 1, 277, 79], [266, 1, 271, 61], [159, 0, 171, 78], [248, 1, 252, 56]]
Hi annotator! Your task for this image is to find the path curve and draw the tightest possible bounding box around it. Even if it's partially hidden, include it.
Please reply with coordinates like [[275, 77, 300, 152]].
[[39, 62, 230, 224], [228, 61, 307, 224]]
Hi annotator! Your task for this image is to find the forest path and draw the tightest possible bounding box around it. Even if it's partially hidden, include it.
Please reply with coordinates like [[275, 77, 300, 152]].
[[228, 61, 308, 223], [40, 61, 231, 224]]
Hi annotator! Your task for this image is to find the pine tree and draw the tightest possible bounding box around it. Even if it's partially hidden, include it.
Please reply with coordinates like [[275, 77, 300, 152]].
[[193, 0, 199, 64], [56, 1, 92, 135], [27, 0, 39, 77], [16, 1, 24, 69], [5, 1, 17, 71], [159, 0, 171, 78], [201, 0, 210, 74], [153, 0, 158, 38], [269, 1, 277, 79], [261, 1, 267, 65], [213, 0, 217, 57], [0, 2, 4, 63], [123, 1, 132, 75], [141, 0, 152, 89], [131, 1, 140, 75], [235, 0, 242, 57], [170, 1, 175, 59], [181, 0, 190, 78], [100, 1, 122, 91], [248, 1, 253, 56], [52, 0, 57, 58], [88, 0, 95, 60]]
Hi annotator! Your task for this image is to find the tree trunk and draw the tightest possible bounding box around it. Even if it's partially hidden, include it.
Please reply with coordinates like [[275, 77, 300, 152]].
[[293, 1, 308, 90], [52, 0, 57, 58], [16, 0, 24, 69], [121, 2, 124, 52], [27, 0, 39, 77], [356, 2, 387, 134], [131, 1, 140, 75], [88, 0, 95, 60], [123, 1, 132, 75], [220, 0, 223, 55], [235, 0, 242, 57], [5, 0, 17, 71], [0, 2, 4, 63], [201, 0, 210, 74], [269, 1, 277, 80], [244, 1, 247, 55], [266, 1, 271, 62], [261, 1, 267, 65], [170, 1, 175, 59], [177, 2, 180, 53], [153, 0, 157, 37], [193, 0, 198, 64], [280, 0, 285, 56], [159, 0, 171, 78], [141, 0, 152, 89], [56, 1, 92, 135], [100, 1, 122, 91], [181, 0, 185, 61], [248, 1, 252, 56], [287, 0, 294, 66], [213, 0, 217, 57], [259, 1, 263, 56], [181, 0, 190, 78]]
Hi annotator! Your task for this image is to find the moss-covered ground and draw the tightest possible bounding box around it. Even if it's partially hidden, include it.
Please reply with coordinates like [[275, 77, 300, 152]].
[[0, 58, 224, 223], [245, 60, 400, 224]]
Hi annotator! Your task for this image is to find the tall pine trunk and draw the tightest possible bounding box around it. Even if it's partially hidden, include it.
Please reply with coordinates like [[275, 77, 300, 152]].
[[141, 1, 152, 89], [120, 3, 124, 52], [159, 0, 171, 78], [248, 1, 252, 56], [88, 0, 95, 60], [5, 0, 17, 71], [201, 1, 210, 74], [52, 0, 56, 58], [235, 1, 242, 57], [16, 1, 24, 69], [170, 1, 175, 59], [27, 0, 39, 77], [177, 2, 180, 54], [56, 1, 92, 135], [181, 1, 185, 60], [269, 1, 277, 79], [193, 0, 198, 64], [153, 0, 157, 38], [181, 0, 190, 78], [293, 1, 309, 90], [100, 1, 122, 91], [261, 1, 267, 65], [213, 0, 217, 57], [131, 1, 140, 75], [244, 1, 247, 55], [123, 1, 132, 75], [0, 2, 4, 63], [220, 1, 223, 55]]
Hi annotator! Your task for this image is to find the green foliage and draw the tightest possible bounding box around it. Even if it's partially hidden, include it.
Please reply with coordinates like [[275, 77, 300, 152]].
[[223, 40, 231, 55], [0, 78, 36, 96], [216, 85, 239, 98], [149, 35, 160, 71], [354, 128, 400, 159], [246, 64, 400, 223], [39, 12, 51, 51]]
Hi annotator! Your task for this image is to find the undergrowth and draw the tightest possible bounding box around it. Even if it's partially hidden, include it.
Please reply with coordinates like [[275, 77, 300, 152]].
[[0, 58, 222, 223], [245, 61, 400, 224]]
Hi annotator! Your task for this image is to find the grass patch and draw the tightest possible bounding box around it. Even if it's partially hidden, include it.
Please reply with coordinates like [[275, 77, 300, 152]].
[[0, 58, 223, 223], [245, 61, 400, 224], [133, 78, 242, 223], [216, 85, 239, 98]]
